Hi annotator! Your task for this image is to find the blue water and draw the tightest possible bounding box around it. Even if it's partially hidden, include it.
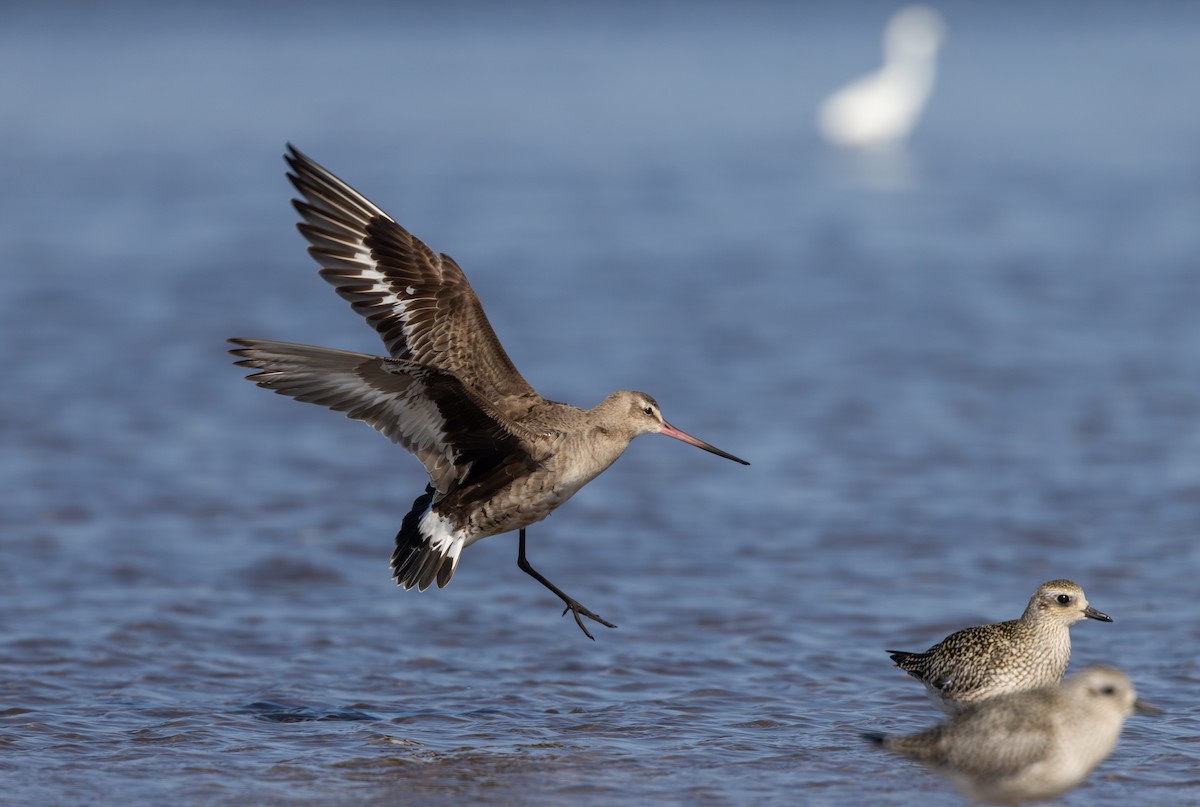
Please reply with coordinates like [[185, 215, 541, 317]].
[[3, 2, 1199, 804]]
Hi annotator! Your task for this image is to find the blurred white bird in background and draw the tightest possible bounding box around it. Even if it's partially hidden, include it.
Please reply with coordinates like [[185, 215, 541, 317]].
[[818, 6, 946, 150]]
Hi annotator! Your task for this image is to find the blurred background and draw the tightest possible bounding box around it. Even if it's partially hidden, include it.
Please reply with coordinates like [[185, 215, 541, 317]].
[[3, 1, 1198, 804]]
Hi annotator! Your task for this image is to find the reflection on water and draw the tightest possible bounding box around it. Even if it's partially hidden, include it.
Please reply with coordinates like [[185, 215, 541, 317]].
[[821, 145, 923, 191], [3, 2, 1200, 805]]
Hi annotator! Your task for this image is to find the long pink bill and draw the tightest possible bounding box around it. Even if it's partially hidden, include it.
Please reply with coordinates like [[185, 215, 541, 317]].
[[659, 422, 749, 465]]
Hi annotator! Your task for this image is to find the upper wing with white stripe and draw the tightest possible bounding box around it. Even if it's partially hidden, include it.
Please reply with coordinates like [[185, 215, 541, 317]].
[[283, 144, 537, 404]]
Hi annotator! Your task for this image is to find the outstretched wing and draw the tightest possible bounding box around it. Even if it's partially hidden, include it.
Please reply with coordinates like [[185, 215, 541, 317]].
[[229, 338, 535, 494], [283, 144, 537, 403]]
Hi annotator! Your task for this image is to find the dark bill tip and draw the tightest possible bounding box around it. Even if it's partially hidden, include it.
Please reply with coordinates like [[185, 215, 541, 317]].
[[660, 422, 750, 465], [1134, 698, 1163, 716]]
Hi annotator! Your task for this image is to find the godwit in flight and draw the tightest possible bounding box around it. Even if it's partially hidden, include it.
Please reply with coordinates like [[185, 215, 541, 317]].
[[231, 146, 748, 638]]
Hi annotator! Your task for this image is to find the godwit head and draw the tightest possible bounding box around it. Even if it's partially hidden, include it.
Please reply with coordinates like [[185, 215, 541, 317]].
[[598, 391, 749, 464]]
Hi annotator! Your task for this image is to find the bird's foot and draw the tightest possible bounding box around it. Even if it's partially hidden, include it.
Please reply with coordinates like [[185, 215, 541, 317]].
[[560, 599, 617, 640], [516, 528, 617, 640]]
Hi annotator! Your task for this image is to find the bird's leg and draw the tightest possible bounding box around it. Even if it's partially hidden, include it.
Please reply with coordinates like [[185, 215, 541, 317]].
[[516, 528, 616, 640]]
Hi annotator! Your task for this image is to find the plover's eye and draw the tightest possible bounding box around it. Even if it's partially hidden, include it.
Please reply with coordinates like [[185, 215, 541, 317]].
[[1056, 594, 1072, 604], [1100, 685, 1116, 696]]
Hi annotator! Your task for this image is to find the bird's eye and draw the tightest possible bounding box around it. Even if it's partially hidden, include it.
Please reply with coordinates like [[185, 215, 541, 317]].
[[643, 406, 654, 416], [1056, 594, 1072, 604], [1101, 685, 1116, 696]]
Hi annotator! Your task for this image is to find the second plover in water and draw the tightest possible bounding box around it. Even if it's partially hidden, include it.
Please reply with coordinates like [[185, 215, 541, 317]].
[[888, 580, 1112, 713], [864, 665, 1159, 805]]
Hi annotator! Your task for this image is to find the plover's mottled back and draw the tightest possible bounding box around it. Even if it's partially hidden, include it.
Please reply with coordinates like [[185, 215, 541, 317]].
[[864, 665, 1159, 805], [887, 580, 1112, 712]]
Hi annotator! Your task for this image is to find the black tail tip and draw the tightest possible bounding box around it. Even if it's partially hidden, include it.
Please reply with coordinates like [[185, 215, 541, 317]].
[[862, 732, 887, 746]]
